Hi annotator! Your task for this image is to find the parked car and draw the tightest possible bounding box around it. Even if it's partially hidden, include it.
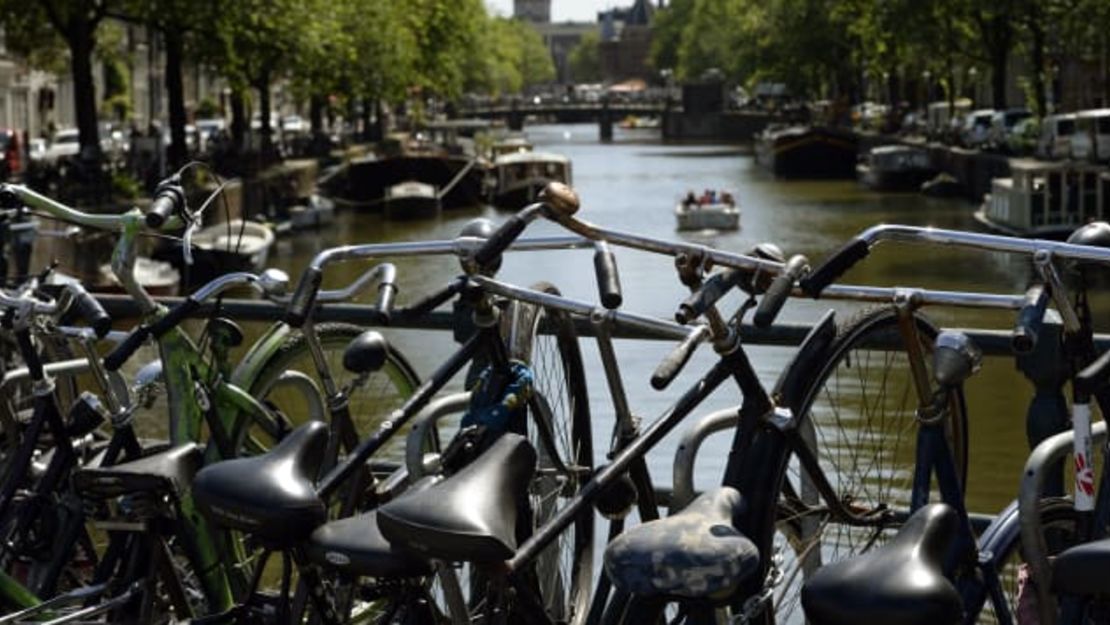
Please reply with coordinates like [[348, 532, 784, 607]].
[[960, 109, 996, 148], [1071, 108, 1110, 162], [986, 108, 1032, 151], [1037, 113, 1076, 159], [41, 128, 80, 163], [281, 115, 308, 135], [27, 138, 46, 161]]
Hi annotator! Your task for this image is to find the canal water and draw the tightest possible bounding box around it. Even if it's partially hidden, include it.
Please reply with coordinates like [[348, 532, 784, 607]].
[[100, 122, 1100, 619], [258, 122, 1058, 517]]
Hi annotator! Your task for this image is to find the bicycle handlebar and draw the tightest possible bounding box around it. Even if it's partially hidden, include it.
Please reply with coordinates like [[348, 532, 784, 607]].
[[144, 179, 185, 229], [675, 268, 748, 325], [754, 254, 809, 328], [593, 242, 622, 309], [651, 325, 709, 390], [63, 283, 112, 339], [799, 237, 869, 297]]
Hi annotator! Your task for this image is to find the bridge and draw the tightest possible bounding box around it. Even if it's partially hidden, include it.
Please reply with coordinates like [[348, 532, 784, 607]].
[[457, 99, 674, 140]]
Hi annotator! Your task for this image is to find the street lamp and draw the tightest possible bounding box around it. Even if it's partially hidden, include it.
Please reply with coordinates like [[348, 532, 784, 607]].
[[882, 71, 890, 106], [922, 70, 932, 105], [968, 67, 978, 104]]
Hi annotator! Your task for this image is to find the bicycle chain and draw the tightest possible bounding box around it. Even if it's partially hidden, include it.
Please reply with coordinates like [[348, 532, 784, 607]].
[[730, 547, 784, 625]]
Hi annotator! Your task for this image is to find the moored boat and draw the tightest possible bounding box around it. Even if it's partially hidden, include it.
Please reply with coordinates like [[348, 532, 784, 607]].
[[156, 219, 276, 287], [489, 151, 572, 211], [384, 181, 441, 219], [857, 145, 937, 191], [974, 159, 1106, 238], [287, 194, 336, 230], [755, 125, 858, 179], [97, 257, 180, 297]]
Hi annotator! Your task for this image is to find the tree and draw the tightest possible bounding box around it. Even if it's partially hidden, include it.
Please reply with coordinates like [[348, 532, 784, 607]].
[[0, 0, 114, 154], [569, 31, 602, 83], [649, 0, 694, 74]]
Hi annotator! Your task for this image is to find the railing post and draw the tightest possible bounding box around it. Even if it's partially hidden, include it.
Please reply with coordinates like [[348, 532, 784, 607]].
[[1016, 312, 1069, 497], [599, 96, 613, 142], [508, 97, 524, 131]]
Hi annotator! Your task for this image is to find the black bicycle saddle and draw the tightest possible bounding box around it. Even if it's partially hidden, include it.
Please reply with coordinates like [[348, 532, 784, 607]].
[[801, 503, 962, 625], [603, 486, 759, 599], [1052, 537, 1110, 597], [376, 432, 535, 562], [74, 443, 201, 500], [193, 420, 328, 546]]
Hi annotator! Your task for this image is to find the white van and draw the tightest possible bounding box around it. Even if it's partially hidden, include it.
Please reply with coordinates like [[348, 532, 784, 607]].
[[1038, 113, 1076, 159], [1070, 109, 1110, 162]]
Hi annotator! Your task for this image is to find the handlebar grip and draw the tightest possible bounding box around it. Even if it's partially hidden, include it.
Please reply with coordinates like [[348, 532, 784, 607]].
[[1012, 284, 1049, 354], [594, 247, 623, 309], [799, 237, 870, 297], [148, 297, 200, 339], [65, 283, 112, 338], [373, 282, 398, 325], [285, 266, 324, 327], [1076, 349, 1110, 396], [753, 255, 808, 328], [103, 325, 151, 372], [473, 215, 528, 269], [145, 183, 184, 229], [675, 268, 745, 325], [651, 329, 704, 391]]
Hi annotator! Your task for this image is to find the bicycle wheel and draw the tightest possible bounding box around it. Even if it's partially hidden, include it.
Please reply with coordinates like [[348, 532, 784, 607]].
[[502, 281, 594, 625], [772, 306, 969, 623], [236, 322, 421, 461], [979, 497, 1079, 625]]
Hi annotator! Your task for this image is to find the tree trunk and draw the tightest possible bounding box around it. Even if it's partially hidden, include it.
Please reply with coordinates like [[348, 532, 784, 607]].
[[360, 97, 372, 141], [258, 72, 273, 158], [69, 23, 101, 157], [991, 47, 1008, 109], [164, 29, 187, 169], [310, 93, 324, 136], [1028, 14, 1047, 116], [230, 88, 246, 151]]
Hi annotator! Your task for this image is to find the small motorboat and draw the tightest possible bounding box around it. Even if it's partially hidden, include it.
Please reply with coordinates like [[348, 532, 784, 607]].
[[384, 181, 441, 219], [97, 257, 181, 297], [675, 195, 740, 231], [154, 219, 276, 288], [287, 194, 336, 230]]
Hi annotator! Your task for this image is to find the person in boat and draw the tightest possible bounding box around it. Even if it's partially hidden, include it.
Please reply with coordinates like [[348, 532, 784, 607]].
[[684, 190, 697, 208], [721, 191, 734, 207]]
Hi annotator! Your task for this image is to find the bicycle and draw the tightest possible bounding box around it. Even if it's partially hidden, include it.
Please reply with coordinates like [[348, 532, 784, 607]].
[[731, 223, 1110, 625], [0, 177, 418, 618]]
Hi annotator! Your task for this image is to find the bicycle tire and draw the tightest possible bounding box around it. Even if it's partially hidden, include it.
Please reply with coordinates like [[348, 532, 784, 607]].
[[979, 497, 1079, 625], [235, 322, 421, 460], [503, 281, 594, 625], [772, 306, 969, 623]]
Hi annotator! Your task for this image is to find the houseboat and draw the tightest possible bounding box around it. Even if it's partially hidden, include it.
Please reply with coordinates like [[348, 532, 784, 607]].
[[755, 125, 859, 179], [320, 120, 489, 209], [857, 145, 937, 191], [974, 160, 1108, 238], [384, 181, 441, 219], [489, 151, 572, 211]]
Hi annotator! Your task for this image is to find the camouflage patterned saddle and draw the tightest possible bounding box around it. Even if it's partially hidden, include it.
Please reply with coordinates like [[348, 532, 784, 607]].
[[603, 487, 760, 599]]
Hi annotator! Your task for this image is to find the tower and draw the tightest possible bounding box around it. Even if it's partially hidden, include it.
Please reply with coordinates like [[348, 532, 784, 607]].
[[513, 0, 550, 23]]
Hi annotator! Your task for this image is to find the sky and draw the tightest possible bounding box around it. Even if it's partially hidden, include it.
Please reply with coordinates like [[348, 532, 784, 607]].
[[485, 0, 621, 22]]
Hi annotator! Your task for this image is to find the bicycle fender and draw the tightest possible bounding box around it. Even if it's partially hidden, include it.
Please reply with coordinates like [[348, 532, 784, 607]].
[[772, 309, 836, 408]]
